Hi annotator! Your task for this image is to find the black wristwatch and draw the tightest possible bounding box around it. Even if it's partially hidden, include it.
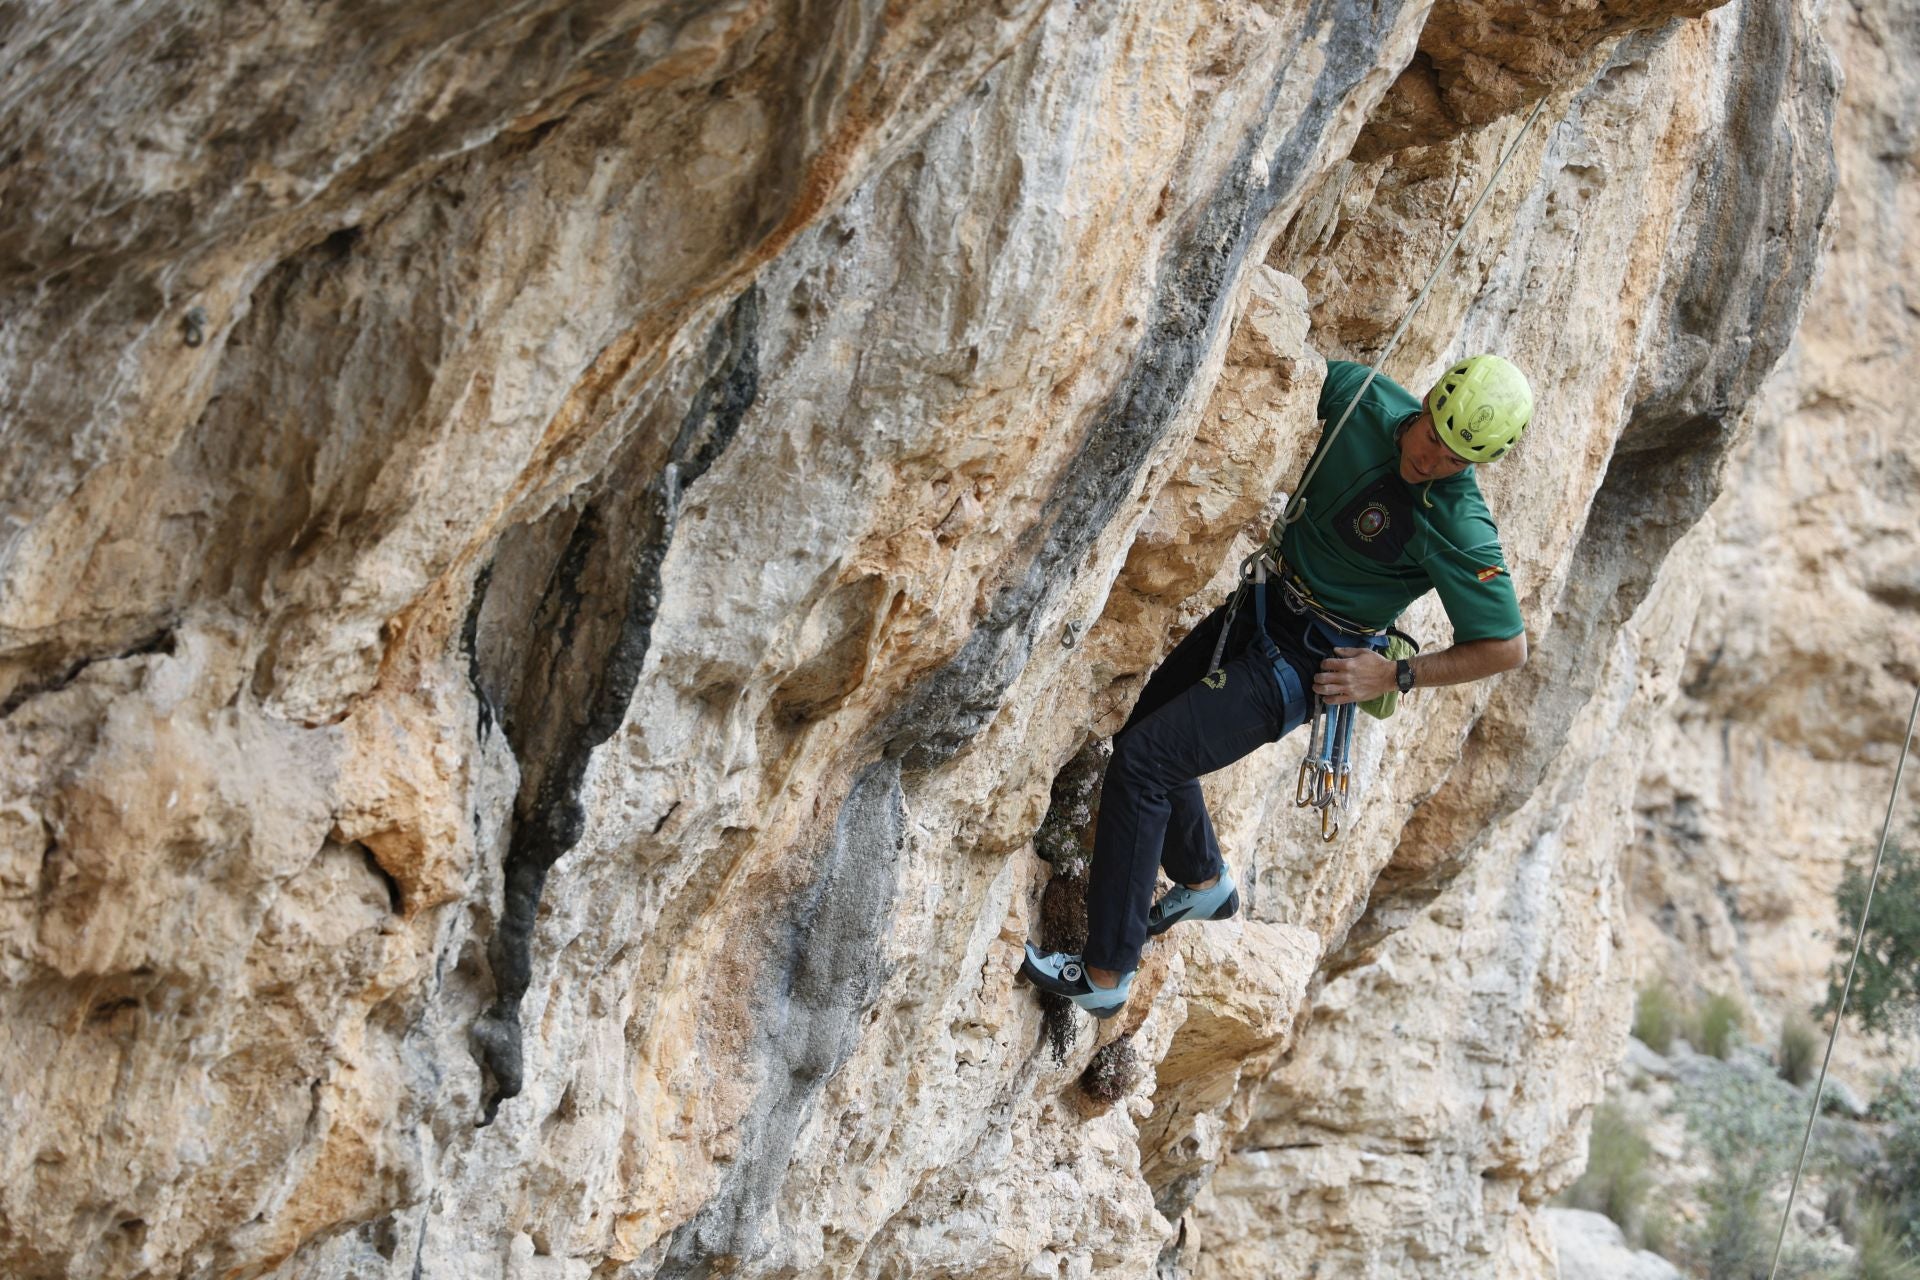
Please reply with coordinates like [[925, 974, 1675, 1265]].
[[1395, 658, 1416, 694]]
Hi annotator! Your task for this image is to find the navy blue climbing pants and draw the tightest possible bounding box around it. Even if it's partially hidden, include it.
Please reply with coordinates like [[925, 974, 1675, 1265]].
[[1080, 589, 1381, 975]]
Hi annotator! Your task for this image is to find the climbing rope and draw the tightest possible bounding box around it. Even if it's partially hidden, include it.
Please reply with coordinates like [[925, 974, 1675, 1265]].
[[1767, 682, 1920, 1280], [1276, 93, 1550, 534]]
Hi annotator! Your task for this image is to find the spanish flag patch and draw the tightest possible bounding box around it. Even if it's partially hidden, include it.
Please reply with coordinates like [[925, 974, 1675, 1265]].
[[1476, 566, 1503, 582]]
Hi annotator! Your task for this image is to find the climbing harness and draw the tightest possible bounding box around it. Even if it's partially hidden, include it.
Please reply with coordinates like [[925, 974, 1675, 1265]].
[[1202, 545, 1382, 686], [1209, 548, 1387, 842], [1766, 683, 1919, 1280]]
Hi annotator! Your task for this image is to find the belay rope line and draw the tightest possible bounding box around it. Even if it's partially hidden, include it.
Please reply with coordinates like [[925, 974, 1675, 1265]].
[[1767, 683, 1920, 1280], [1276, 92, 1550, 536], [1202, 94, 1553, 840]]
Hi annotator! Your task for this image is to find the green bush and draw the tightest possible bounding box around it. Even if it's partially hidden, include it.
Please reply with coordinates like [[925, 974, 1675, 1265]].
[[1641, 1205, 1676, 1261], [1867, 1069, 1920, 1255], [1777, 1011, 1821, 1087], [1695, 992, 1746, 1060], [1850, 1195, 1920, 1280], [1560, 1102, 1654, 1238], [1698, 1173, 1772, 1280], [1636, 980, 1683, 1053], [1678, 1069, 1832, 1279], [1826, 843, 1920, 1036]]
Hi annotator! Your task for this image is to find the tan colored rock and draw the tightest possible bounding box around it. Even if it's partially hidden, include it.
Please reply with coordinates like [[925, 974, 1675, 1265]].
[[1358, 0, 1725, 155], [1627, 0, 1920, 1075], [1191, 0, 1839, 1272], [0, 0, 1848, 1278], [1191, 523, 1715, 1274]]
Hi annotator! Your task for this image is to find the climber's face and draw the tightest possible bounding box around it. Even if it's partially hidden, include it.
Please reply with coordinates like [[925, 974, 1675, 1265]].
[[1398, 411, 1473, 485]]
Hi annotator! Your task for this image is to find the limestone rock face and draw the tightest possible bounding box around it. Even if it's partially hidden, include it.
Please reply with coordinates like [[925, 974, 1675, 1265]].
[[1625, 0, 1920, 1080], [0, 2, 1842, 1279], [1189, 2, 1837, 1273]]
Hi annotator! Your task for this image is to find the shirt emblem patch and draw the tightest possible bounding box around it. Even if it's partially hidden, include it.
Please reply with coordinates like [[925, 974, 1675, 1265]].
[[1354, 503, 1391, 542], [1476, 565, 1503, 582]]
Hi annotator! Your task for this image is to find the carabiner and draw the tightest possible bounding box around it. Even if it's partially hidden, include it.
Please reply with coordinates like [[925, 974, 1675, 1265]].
[[1320, 803, 1339, 842], [1298, 695, 1326, 806]]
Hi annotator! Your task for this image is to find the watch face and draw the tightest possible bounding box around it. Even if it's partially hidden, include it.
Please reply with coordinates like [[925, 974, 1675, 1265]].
[[1397, 660, 1414, 693]]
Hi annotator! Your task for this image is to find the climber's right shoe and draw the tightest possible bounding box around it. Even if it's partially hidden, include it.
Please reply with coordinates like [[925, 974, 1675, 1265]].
[[1146, 867, 1239, 937], [1019, 944, 1133, 1019]]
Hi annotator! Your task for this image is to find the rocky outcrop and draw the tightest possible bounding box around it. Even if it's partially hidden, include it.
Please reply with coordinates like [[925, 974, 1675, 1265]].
[[1188, 2, 1838, 1274], [1547, 1209, 1682, 1280], [0, 1, 1840, 1278], [1626, 0, 1920, 1080]]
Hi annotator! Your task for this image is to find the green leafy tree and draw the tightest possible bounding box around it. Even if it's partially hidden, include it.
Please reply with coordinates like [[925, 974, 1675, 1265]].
[[1826, 843, 1920, 1035]]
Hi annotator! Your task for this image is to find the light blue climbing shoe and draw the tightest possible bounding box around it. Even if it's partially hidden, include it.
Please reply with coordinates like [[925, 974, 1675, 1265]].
[[1146, 867, 1239, 937], [1019, 944, 1134, 1019]]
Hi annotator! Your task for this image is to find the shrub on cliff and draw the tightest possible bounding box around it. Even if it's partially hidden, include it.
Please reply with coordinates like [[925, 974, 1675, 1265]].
[[1678, 1068, 1837, 1279], [1636, 979, 1683, 1053], [1033, 737, 1109, 876], [1865, 1068, 1920, 1255], [1847, 1194, 1920, 1280], [1079, 1034, 1141, 1105], [1777, 1012, 1820, 1087], [1695, 992, 1746, 1061], [1560, 1102, 1654, 1241]]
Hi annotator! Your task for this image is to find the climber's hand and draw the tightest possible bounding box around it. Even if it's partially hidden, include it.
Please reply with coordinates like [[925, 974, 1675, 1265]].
[[1313, 647, 1394, 705]]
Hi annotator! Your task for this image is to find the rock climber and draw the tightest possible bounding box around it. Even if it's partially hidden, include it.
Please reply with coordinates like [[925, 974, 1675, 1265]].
[[1021, 354, 1534, 1017]]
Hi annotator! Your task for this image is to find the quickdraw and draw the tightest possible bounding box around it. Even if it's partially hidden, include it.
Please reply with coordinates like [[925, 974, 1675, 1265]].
[[1208, 548, 1378, 843], [1295, 693, 1356, 842]]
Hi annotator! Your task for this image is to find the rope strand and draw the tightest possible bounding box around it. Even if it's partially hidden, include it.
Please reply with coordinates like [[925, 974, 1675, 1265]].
[[1766, 683, 1920, 1279], [1204, 97, 1556, 688], [1278, 94, 1550, 533]]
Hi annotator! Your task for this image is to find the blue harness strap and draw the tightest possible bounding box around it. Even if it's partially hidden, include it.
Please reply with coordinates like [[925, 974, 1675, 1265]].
[[1195, 569, 1398, 842], [1250, 576, 1304, 718]]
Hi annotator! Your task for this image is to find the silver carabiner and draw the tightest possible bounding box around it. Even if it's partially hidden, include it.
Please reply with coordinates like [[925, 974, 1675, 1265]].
[[1297, 694, 1326, 807]]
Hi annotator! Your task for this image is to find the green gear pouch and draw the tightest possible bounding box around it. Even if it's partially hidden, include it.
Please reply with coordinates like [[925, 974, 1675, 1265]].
[[1359, 633, 1420, 720]]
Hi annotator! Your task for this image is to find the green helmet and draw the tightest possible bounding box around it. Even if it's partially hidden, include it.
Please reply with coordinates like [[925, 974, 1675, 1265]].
[[1426, 354, 1533, 461]]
